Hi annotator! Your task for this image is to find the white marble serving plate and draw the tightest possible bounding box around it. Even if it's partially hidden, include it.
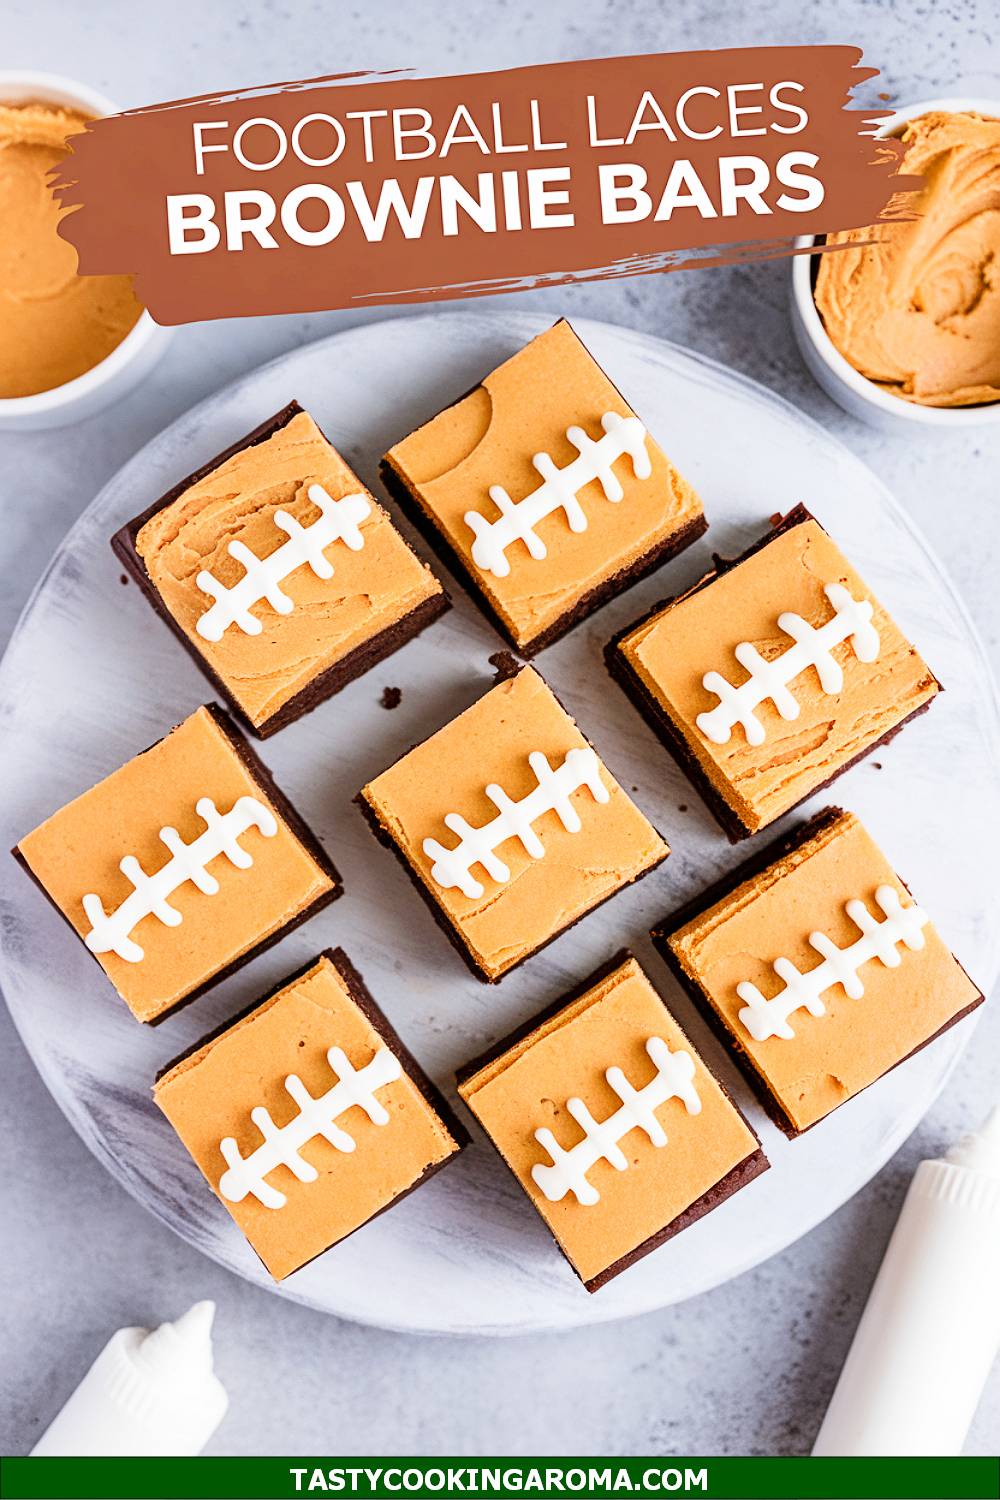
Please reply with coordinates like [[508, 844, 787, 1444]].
[[1, 311, 997, 1336]]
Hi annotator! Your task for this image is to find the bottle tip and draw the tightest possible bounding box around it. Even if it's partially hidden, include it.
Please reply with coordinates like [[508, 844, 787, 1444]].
[[133, 1300, 218, 1377], [978, 1104, 1000, 1148], [173, 1301, 216, 1343], [945, 1102, 1000, 1173]]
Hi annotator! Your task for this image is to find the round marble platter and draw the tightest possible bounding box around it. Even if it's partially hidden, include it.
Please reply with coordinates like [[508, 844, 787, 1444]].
[[1, 311, 997, 1336]]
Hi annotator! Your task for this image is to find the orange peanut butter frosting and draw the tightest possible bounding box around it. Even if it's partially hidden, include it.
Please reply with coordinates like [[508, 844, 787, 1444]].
[[815, 111, 1000, 407], [666, 811, 982, 1133], [459, 957, 759, 1284], [155, 955, 460, 1280], [0, 101, 142, 398], [135, 412, 444, 729]]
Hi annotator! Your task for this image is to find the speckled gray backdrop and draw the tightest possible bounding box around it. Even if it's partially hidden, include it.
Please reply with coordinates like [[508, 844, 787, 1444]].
[[2, 0, 998, 1458]]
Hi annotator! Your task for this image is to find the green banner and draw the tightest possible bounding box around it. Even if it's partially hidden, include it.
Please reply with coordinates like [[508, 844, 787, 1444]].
[[1, 1456, 998, 1500]]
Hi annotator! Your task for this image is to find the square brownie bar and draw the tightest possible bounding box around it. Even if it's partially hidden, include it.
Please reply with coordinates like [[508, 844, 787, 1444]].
[[357, 665, 669, 983], [606, 505, 940, 840], [380, 320, 706, 656], [155, 949, 468, 1280], [13, 704, 341, 1023], [113, 402, 449, 738], [653, 807, 983, 1137], [457, 951, 767, 1291]]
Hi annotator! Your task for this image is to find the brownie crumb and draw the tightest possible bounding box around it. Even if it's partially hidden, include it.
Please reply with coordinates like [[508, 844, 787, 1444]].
[[872, 761, 882, 770], [380, 686, 402, 710], [120, 574, 129, 585], [678, 803, 688, 813], [769, 511, 785, 528], [488, 650, 522, 683]]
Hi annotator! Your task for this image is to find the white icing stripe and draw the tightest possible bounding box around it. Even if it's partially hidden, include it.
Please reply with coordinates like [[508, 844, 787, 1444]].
[[531, 1037, 702, 1207], [218, 1045, 402, 1210], [464, 411, 651, 579], [696, 582, 880, 747], [195, 483, 371, 642], [82, 795, 278, 964], [736, 885, 929, 1042], [422, 747, 609, 900]]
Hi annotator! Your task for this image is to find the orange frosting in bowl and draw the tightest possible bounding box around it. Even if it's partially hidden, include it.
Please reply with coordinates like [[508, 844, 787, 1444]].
[[0, 100, 143, 399], [815, 111, 1000, 408]]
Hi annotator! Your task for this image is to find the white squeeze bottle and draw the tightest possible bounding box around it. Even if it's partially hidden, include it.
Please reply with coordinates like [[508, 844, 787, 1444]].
[[813, 1106, 1000, 1456], [31, 1300, 228, 1456]]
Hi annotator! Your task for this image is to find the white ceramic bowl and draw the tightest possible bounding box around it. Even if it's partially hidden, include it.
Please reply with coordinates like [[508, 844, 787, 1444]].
[[790, 96, 1000, 431], [0, 70, 171, 432]]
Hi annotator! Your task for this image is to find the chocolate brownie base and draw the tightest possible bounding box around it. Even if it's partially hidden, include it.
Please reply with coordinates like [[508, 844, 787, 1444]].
[[605, 506, 941, 842], [158, 947, 469, 1279], [457, 949, 768, 1291], [12, 704, 343, 1025], [650, 809, 985, 1138], [584, 1145, 768, 1292], [379, 455, 707, 659], [252, 589, 449, 737], [113, 401, 450, 739]]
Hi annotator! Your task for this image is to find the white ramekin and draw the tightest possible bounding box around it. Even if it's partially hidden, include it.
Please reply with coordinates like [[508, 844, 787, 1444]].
[[790, 96, 1000, 431], [0, 69, 171, 432]]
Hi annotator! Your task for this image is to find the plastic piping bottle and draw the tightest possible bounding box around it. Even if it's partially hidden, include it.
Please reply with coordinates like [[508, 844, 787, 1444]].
[[31, 1300, 228, 1456], [813, 1105, 1000, 1456]]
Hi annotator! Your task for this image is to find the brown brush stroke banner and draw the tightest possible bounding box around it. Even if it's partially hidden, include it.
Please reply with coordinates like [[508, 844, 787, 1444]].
[[52, 47, 917, 325]]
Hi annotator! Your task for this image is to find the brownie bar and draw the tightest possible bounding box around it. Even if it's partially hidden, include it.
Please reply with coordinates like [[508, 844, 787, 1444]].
[[157, 948, 469, 1279], [457, 949, 768, 1291], [354, 666, 670, 984], [355, 791, 667, 985], [113, 402, 450, 739], [380, 455, 707, 659], [158, 946, 468, 1148], [650, 810, 985, 1137], [12, 703, 343, 1025], [606, 505, 941, 842]]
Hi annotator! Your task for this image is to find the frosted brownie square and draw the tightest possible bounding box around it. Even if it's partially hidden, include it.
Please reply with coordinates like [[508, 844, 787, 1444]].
[[114, 403, 448, 737], [457, 952, 767, 1291], [607, 506, 940, 840], [357, 665, 668, 982], [654, 808, 982, 1136], [380, 320, 705, 655], [155, 950, 467, 1280], [13, 705, 340, 1023]]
